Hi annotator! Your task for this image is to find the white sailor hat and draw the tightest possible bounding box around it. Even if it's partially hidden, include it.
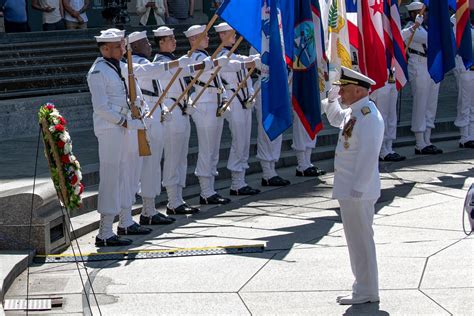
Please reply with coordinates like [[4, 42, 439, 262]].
[[183, 25, 206, 38], [95, 30, 123, 43], [333, 66, 376, 89], [100, 28, 125, 38], [128, 31, 148, 44], [153, 26, 174, 37], [214, 22, 233, 33], [406, 1, 424, 11]]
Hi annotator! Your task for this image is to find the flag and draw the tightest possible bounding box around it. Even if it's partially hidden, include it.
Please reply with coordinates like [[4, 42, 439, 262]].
[[291, 0, 323, 140], [383, 0, 408, 90], [357, 0, 387, 91], [427, 0, 456, 83], [326, 0, 352, 82], [216, 0, 262, 52], [311, 0, 329, 94], [218, 0, 292, 140], [260, 0, 293, 140], [455, 0, 474, 69], [346, 0, 359, 50]]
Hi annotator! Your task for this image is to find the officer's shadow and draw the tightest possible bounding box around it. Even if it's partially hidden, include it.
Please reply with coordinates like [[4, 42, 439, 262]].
[[343, 302, 390, 316]]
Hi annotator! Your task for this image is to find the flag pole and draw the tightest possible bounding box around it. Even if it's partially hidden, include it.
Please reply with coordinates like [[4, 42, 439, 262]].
[[217, 66, 257, 116], [189, 35, 244, 107], [148, 14, 220, 118]]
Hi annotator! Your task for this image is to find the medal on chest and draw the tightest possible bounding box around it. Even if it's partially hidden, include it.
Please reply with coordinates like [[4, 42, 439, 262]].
[[342, 117, 356, 150]]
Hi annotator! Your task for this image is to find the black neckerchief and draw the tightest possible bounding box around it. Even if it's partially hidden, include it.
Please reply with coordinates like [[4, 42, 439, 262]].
[[159, 51, 177, 60], [196, 49, 209, 56], [104, 57, 122, 74]]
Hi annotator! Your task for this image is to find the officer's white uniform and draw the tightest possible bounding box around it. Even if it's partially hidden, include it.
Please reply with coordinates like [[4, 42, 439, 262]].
[[370, 70, 399, 158], [215, 24, 256, 191], [322, 67, 383, 304], [453, 25, 474, 146], [402, 2, 440, 149], [185, 26, 228, 199]]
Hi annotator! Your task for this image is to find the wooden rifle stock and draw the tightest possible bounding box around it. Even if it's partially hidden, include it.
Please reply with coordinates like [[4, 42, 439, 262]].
[[126, 42, 151, 157]]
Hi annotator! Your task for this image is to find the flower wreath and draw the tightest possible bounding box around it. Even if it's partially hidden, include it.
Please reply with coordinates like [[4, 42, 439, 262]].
[[38, 103, 84, 210]]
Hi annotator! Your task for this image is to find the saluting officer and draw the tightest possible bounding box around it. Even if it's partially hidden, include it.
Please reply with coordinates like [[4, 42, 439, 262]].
[[214, 22, 261, 196], [370, 68, 406, 162], [152, 26, 212, 215], [402, 1, 443, 155], [322, 67, 383, 305], [184, 25, 231, 205], [88, 29, 150, 247]]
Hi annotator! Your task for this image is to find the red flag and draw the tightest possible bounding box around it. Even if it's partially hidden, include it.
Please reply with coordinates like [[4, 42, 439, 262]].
[[357, 0, 387, 91]]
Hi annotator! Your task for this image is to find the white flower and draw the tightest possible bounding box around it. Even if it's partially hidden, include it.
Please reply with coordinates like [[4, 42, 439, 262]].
[[64, 143, 72, 154], [50, 110, 60, 117], [59, 131, 70, 142], [75, 170, 83, 181], [48, 126, 55, 132], [69, 155, 76, 163], [74, 160, 81, 168], [74, 184, 81, 195]]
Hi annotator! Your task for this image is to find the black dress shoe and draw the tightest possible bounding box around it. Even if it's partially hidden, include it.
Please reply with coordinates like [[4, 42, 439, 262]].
[[380, 152, 406, 162], [427, 144, 443, 154], [140, 213, 175, 225], [200, 194, 231, 205], [230, 186, 261, 196], [295, 166, 326, 177], [261, 176, 291, 187], [95, 235, 132, 247], [459, 140, 474, 148], [167, 203, 200, 215], [117, 223, 152, 235], [415, 145, 440, 155]]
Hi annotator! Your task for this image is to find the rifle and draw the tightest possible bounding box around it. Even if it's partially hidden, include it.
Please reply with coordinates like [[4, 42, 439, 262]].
[[126, 40, 152, 157]]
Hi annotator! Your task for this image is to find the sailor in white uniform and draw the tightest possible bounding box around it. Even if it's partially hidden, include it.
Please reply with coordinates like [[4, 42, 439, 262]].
[[184, 25, 232, 205], [402, 0, 443, 155], [214, 22, 261, 196], [322, 67, 383, 305]]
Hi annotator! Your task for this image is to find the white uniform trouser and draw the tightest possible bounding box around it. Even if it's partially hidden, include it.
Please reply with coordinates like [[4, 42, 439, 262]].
[[408, 56, 440, 133], [338, 199, 379, 297], [371, 83, 398, 157], [191, 101, 224, 197], [292, 111, 317, 171], [454, 70, 474, 143], [96, 127, 128, 216], [163, 105, 191, 208], [226, 100, 252, 189], [140, 118, 164, 199], [255, 92, 282, 180]]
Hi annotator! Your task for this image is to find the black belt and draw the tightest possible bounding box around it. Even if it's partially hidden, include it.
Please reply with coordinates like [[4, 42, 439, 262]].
[[408, 48, 427, 58]]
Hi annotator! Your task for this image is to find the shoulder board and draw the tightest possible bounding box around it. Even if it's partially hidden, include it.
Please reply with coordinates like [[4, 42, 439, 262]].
[[361, 106, 371, 116]]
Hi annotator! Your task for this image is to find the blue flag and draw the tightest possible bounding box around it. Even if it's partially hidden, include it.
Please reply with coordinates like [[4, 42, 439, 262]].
[[426, 0, 456, 83], [290, 0, 323, 139], [218, 0, 292, 140], [216, 0, 262, 52]]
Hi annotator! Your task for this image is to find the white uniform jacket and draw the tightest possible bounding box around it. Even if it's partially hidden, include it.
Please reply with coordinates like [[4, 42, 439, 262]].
[[323, 96, 384, 200]]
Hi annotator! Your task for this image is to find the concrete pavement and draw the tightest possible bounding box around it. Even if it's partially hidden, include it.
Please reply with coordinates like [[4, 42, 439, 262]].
[[3, 139, 473, 315]]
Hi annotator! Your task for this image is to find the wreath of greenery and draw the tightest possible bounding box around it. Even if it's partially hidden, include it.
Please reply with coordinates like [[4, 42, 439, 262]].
[[38, 103, 84, 210]]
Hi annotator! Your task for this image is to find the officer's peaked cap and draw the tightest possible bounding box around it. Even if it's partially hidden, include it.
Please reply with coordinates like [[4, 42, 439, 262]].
[[333, 66, 376, 89]]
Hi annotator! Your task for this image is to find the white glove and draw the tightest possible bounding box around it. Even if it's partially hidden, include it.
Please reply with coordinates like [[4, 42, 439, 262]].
[[161, 110, 172, 122], [328, 86, 340, 102], [350, 189, 363, 199], [185, 105, 196, 115], [252, 57, 261, 70], [127, 119, 145, 130], [178, 55, 191, 68], [248, 53, 260, 60], [245, 98, 256, 109], [415, 14, 423, 25], [215, 56, 229, 67]]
